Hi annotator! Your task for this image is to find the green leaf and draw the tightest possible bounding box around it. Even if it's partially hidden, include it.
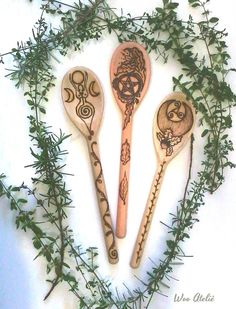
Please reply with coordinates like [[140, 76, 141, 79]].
[[39, 106, 46, 114], [45, 251, 52, 262], [167, 2, 179, 9], [166, 240, 175, 249], [201, 129, 209, 137], [18, 198, 27, 204], [33, 239, 42, 249], [224, 115, 232, 128], [209, 17, 219, 23]]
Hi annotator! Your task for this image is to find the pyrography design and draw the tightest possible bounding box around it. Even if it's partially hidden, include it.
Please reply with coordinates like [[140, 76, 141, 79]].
[[90, 141, 118, 261], [112, 47, 146, 129], [64, 70, 100, 139], [157, 100, 194, 156], [119, 172, 128, 205], [120, 139, 131, 165], [135, 161, 166, 264]]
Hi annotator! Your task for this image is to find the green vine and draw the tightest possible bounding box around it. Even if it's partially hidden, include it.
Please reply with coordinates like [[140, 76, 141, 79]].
[[0, 0, 235, 308]]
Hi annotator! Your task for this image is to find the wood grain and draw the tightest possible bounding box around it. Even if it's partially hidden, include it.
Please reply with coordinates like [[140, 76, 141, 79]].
[[131, 92, 195, 268], [62, 66, 118, 264], [116, 118, 132, 237], [87, 137, 118, 264], [110, 42, 151, 238]]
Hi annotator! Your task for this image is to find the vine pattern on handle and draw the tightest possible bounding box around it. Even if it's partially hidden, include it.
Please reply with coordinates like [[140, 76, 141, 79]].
[[90, 141, 118, 260]]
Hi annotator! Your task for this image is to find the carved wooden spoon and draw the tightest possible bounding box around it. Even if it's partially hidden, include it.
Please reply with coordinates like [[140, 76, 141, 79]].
[[130, 92, 195, 268], [110, 42, 151, 238], [62, 66, 118, 264]]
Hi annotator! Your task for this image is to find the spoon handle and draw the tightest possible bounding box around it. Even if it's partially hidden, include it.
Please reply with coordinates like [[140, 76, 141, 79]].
[[116, 118, 133, 238], [130, 161, 167, 268], [87, 137, 119, 264]]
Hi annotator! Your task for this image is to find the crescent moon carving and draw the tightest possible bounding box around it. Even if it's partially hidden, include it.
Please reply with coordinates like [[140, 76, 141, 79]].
[[89, 81, 100, 97], [64, 88, 75, 103]]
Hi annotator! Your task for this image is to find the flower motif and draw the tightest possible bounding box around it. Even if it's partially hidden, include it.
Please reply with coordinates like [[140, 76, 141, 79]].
[[157, 129, 182, 156]]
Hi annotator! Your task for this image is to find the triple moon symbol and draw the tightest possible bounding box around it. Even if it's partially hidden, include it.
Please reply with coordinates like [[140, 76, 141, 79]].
[[157, 100, 194, 136], [64, 70, 100, 102], [70, 70, 88, 99], [70, 70, 100, 97], [89, 81, 100, 97], [64, 88, 75, 103], [112, 72, 143, 104]]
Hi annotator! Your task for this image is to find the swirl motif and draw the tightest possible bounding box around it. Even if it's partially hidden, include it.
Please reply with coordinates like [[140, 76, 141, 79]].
[[109, 248, 119, 260], [90, 141, 118, 261], [156, 99, 193, 156], [167, 100, 186, 122], [77, 103, 94, 119], [157, 99, 194, 137], [65, 69, 100, 139]]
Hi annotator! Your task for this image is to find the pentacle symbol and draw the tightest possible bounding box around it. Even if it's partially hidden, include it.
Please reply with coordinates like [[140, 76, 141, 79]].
[[112, 72, 143, 104], [112, 46, 147, 129]]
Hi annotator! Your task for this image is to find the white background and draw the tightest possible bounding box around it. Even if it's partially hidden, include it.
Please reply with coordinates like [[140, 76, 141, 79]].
[[0, 1, 236, 308]]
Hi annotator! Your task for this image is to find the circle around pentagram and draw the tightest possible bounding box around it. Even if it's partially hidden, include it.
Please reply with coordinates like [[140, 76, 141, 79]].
[[114, 72, 143, 103]]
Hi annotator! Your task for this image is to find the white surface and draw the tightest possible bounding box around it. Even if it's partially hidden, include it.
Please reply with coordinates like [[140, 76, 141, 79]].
[[0, 1, 236, 308]]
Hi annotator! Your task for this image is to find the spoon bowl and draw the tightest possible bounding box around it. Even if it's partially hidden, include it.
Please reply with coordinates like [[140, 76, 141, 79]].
[[154, 91, 195, 163], [62, 66, 103, 139], [110, 42, 150, 122]]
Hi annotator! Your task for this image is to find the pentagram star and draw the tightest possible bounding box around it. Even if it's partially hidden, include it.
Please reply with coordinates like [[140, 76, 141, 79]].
[[119, 75, 139, 96]]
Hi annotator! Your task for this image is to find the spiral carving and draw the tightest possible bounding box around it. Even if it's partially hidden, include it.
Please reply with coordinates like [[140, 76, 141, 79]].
[[64, 68, 100, 139], [158, 99, 194, 137], [109, 248, 118, 260], [77, 103, 94, 119], [167, 100, 186, 122], [90, 141, 118, 263]]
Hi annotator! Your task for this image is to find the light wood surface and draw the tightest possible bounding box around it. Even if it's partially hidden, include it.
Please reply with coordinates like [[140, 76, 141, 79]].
[[62, 66, 118, 264], [110, 42, 151, 238], [131, 92, 195, 268]]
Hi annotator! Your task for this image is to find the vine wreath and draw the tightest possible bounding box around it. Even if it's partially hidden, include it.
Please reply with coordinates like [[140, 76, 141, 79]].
[[0, 0, 236, 308]]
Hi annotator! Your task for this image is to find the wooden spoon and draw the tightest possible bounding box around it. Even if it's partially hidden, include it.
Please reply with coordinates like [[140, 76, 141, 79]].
[[130, 92, 195, 268], [62, 66, 118, 264], [110, 42, 151, 238]]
